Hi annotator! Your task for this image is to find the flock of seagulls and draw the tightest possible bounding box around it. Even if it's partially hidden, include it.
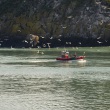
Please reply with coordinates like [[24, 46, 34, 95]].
[[0, 36, 108, 48], [37, 50, 44, 55]]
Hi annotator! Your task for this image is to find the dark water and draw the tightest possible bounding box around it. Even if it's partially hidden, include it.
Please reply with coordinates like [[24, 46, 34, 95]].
[[0, 47, 110, 110]]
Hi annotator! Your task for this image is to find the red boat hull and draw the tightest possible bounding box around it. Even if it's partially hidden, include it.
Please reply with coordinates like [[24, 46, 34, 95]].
[[56, 56, 85, 61]]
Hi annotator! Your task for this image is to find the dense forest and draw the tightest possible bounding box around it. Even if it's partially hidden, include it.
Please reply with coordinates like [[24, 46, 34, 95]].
[[0, 0, 110, 48]]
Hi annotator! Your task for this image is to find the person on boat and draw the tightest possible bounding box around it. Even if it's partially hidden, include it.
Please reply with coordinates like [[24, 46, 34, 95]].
[[61, 51, 69, 58], [73, 52, 77, 58], [61, 51, 65, 58], [65, 51, 69, 58]]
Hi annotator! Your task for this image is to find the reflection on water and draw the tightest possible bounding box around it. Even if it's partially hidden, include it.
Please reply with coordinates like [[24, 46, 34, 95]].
[[0, 47, 110, 110], [0, 69, 110, 110]]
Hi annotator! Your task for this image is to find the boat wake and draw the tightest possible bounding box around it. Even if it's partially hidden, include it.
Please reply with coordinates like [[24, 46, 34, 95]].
[[77, 59, 87, 63], [27, 59, 56, 63]]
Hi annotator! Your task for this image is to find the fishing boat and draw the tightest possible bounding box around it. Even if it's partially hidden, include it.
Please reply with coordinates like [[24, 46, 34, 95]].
[[56, 51, 85, 61]]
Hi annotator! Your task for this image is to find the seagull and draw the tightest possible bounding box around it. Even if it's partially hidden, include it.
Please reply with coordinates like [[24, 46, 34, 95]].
[[66, 42, 68, 44], [76, 47, 79, 49], [41, 36, 45, 39], [43, 44, 46, 47], [23, 40, 28, 43], [69, 42, 71, 44], [56, 47, 59, 49], [58, 39, 61, 41], [17, 30, 21, 32], [97, 37, 101, 39], [62, 26, 66, 29], [97, 41, 102, 44], [37, 50, 40, 53], [41, 52, 44, 55], [67, 16, 72, 19], [59, 35, 62, 37], [37, 46, 41, 48], [0, 41, 3, 43], [47, 43, 51, 48], [50, 37, 53, 39], [95, 1, 101, 5], [72, 47, 75, 49], [79, 42, 81, 45]]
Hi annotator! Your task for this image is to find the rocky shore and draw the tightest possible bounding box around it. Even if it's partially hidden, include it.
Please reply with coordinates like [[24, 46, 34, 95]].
[[0, 0, 110, 48]]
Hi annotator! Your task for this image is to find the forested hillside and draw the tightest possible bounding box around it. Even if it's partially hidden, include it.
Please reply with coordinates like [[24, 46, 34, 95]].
[[0, 0, 110, 47]]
